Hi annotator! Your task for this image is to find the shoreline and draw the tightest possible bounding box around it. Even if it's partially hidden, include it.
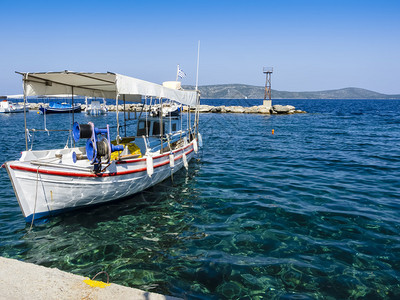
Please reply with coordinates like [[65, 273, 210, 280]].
[[0, 256, 180, 300]]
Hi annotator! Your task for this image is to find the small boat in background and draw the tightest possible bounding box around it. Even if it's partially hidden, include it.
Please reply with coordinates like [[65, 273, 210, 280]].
[[85, 97, 108, 115], [150, 102, 181, 117], [0, 96, 25, 113], [39, 102, 82, 114]]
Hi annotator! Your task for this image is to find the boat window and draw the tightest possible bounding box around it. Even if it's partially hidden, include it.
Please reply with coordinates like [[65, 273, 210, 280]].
[[172, 123, 177, 131], [152, 121, 165, 135], [137, 120, 150, 136]]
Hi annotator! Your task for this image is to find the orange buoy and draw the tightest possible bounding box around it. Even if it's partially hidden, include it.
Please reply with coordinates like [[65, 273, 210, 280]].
[[272, 129, 274, 135]]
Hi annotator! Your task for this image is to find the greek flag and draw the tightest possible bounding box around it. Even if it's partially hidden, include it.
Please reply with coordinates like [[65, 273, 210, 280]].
[[178, 67, 186, 79]]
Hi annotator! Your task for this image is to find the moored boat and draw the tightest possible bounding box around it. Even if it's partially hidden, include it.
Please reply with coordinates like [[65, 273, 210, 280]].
[[0, 95, 25, 113], [39, 102, 82, 114], [85, 97, 108, 115], [4, 71, 201, 222]]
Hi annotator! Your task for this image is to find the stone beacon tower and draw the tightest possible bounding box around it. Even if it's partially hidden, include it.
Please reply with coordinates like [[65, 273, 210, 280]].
[[263, 67, 273, 109]]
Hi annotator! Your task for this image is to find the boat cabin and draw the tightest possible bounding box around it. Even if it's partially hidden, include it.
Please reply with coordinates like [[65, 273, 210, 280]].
[[136, 117, 180, 136], [134, 116, 184, 155]]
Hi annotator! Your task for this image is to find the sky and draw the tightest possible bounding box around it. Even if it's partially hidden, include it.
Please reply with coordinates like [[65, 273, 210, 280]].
[[1, 0, 399, 94]]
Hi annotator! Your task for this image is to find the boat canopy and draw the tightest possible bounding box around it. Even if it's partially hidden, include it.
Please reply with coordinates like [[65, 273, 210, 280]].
[[17, 71, 198, 106]]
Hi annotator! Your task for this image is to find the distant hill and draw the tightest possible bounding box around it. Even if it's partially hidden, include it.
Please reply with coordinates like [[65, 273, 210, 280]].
[[183, 84, 400, 99]]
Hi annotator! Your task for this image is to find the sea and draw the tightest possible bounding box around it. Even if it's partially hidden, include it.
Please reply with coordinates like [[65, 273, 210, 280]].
[[1, 99, 400, 299]]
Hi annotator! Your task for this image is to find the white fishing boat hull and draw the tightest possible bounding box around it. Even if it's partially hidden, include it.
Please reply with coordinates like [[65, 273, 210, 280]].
[[5, 142, 196, 222], [0, 100, 25, 113]]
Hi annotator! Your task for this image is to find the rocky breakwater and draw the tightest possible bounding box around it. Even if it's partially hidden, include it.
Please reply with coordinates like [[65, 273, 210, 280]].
[[183, 104, 306, 115], [25, 102, 306, 115]]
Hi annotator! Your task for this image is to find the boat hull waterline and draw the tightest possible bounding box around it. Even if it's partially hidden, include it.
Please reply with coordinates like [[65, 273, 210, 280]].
[[5, 142, 195, 222]]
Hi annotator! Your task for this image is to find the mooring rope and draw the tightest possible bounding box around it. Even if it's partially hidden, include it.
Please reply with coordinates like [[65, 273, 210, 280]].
[[28, 165, 40, 232], [92, 271, 109, 284]]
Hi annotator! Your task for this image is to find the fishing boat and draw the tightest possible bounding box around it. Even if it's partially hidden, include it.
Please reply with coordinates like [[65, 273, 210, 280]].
[[0, 95, 25, 113], [85, 97, 108, 115], [3, 71, 201, 222], [39, 101, 82, 114]]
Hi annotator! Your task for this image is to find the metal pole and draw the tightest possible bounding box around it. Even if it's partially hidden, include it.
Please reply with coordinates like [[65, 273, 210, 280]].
[[195, 91, 200, 141], [23, 74, 28, 151], [123, 95, 126, 137], [195, 41, 201, 141], [116, 94, 120, 144], [160, 98, 163, 154], [72, 87, 75, 147], [188, 105, 191, 140]]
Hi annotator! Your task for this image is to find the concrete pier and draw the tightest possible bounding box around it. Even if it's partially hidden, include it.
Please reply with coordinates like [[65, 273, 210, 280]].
[[0, 257, 180, 300]]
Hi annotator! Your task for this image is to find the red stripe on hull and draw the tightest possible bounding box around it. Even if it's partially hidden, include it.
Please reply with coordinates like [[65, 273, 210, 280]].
[[9, 148, 194, 178]]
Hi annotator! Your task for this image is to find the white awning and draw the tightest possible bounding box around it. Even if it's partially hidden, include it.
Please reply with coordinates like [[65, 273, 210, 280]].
[[18, 71, 198, 106]]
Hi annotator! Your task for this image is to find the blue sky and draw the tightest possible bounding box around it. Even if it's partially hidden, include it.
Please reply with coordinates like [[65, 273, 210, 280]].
[[1, 0, 399, 94]]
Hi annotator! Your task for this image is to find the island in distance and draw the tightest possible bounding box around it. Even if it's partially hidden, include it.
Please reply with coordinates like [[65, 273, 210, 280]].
[[183, 85, 400, 100]]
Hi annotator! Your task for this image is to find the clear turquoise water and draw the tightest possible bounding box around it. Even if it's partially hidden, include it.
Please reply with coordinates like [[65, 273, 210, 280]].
[[1, 99, 400, 299]]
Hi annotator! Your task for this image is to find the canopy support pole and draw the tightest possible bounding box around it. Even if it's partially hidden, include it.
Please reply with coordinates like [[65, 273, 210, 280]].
[[195, 91, 200, 141], [123, 95, 126, 137], [71, 87, 75, 147], [116, 94, 120, 144], [188, 106, 191, 140], [23, 74, 28, 151], [160, 98, 163, 154]]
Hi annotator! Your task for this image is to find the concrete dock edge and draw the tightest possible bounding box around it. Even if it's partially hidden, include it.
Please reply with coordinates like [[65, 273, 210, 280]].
[[0, 257, 181, 300]]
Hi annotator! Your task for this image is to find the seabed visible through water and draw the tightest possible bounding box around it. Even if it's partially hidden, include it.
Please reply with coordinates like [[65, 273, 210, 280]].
[[1, 99, 400, 299]]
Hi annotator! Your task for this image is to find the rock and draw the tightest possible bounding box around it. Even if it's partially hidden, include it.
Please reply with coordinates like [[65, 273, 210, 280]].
[[271, 105, 296, 114], [211, 106, 222, 113], [271, 105, 288, 113], [224, 106, 233, 113], [257, 106, 270, 114], [244, 106, 260, 114], [197, 105, 213, 113], [229, 106, 245, 113]]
